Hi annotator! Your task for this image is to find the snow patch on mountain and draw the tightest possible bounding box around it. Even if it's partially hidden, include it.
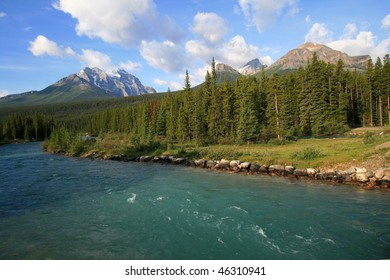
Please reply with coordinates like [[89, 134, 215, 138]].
[[238, 58, 267, 75], [77, 67, 156, 96]]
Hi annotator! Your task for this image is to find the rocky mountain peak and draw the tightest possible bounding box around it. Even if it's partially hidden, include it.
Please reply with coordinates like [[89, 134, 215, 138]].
[[216, 63, 239, 73], [297, 42, 324, 52], [77, 67, 156, 96], [266, 42, 371, 74], [238, 58, 266, 75]]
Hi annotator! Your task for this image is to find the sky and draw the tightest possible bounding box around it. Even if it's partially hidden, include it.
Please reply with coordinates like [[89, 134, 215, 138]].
[[0, 0, 389, 96]]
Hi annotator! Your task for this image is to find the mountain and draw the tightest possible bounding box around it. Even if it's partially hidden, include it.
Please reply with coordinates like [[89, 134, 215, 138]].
[[215, 63, 241, 83], [264, 42, 371, 76], [77, 67, 156, 96], [238, 58, 266, 75], [0, 67, 156, 107], [192, 63, 241, 91]]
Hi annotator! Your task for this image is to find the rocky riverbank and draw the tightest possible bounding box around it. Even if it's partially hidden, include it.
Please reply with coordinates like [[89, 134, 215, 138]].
[[83, 152, 390, 189]]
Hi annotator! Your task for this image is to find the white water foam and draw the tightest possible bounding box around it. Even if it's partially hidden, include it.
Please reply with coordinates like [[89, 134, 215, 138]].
[[322, 238, 336, 244], [217, 237, 227, 247], [127, 193, 137, 204], [258, 227, 268, 238], [253, 225, 284, 253], [230, 206, 248, 213]]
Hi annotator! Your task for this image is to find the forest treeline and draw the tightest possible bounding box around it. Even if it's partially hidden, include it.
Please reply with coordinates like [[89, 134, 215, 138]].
[[0, 92, 163, 142], [1, 53, 389, 145]]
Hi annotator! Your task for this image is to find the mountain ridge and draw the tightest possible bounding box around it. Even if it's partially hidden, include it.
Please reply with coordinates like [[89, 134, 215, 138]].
[[238, 58, 266, 75], [0, 67, 156, 106], [264, 42, 370, 76]]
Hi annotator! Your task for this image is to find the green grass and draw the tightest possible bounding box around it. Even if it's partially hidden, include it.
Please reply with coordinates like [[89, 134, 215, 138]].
[[54, 131, 390, 170], [170, 135, 390, 168]]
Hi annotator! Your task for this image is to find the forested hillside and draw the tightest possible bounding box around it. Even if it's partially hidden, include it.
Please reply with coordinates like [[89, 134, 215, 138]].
[[1, 54, 389, 145], [85, 55, 390, 145]]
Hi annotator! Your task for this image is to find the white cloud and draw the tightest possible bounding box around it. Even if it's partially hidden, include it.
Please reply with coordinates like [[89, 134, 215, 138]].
[[260, 56, 273, 66], [28, 35, 143, 73], [0, 89, 9, 98], [0, 12, 6, 18], [119, 61, 143, 72], [220, 35, 261, 68], [180, 68, 204, 85], [53, 0, 183, 47], [305, 23, 333, 44], [191, 12, 228, 45], [342, 23, 358, 39], [23, 26, 33, 32], [327, 31, 390, 59], [382, 14, 390, 30], [305, 16, 311, 23], [190, 65, 212, 85], [154, 78, 168, 86], [185, 40, 215, 62], [28, 35, 76, 57], [140, 40, 188, 72], [186, 35, 271, 68], [78, 49, 114, 71], [305, 22, 390, 59], [238, 0, 299, 33], [168, 81, 182, 91], [153, 78, 182, 91]]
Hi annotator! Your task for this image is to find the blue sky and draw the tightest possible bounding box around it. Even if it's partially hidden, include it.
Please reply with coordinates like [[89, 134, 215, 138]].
[[0, 0, 389, 96]]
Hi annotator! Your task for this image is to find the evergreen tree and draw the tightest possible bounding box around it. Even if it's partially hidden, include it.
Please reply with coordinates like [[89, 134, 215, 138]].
[[207, 58, 224, 142], [267, 73, 282, 139], [192, 89, 208, 145], [383, 54, 390, 125], [237, 77, 259, 143], [156, 103, 167, 136], [183, 70, 193, 141]]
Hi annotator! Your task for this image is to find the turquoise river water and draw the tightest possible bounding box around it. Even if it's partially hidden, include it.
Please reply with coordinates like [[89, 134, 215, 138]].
[[0, 142, 389, 259]]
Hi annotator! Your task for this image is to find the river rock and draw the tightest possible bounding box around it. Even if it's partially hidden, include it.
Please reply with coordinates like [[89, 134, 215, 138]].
[[206, 160, 217, 169], [249, 163, 260, 173], [345, 167, 356, 175], [344, 175, 353, 182], [356, 172, 369, 183], [316, 173, 330, 180], [194, 159, 206, 168], [384, 168, 390, 177], [230, 160, 241, 169], [269, 165, 284, 173], [354, 167, 369, 182], [307, 168, 318, 176], [216, 159, 230, 170], [173, 158, 187, 165], [285, 166, 295, 174], [355, 167, 367, 174], [374, 169, 384, 179], [160, 156, 171, 163], [366, 170, 374, 178], [259, 165, 269, 173], [239, 162, 251, 170], [139, 155, 153, 162], [294, 169, 308, 176]]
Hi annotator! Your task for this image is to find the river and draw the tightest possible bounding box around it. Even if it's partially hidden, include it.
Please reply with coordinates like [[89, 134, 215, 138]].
[[0, 142, 389, 259]]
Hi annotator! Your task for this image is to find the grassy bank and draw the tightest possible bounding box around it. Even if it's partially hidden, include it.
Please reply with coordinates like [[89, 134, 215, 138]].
[[43, 128, 390, 171]]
